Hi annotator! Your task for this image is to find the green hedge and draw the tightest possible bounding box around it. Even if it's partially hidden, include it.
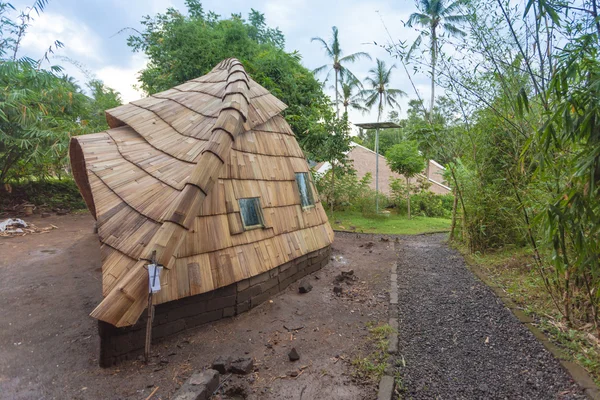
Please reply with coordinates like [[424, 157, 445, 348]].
[[0, 179, 87, 212]]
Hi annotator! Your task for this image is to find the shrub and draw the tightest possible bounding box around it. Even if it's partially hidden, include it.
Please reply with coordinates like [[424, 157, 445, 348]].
[[0, 179, 86, 212], [315, 170, 387, 216], [389, 177, 453, 218]]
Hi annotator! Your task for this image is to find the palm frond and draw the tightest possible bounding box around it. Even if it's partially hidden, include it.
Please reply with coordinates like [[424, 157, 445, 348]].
[[362, 91, 379, 109], [339, 67, 362, 87], [331, 26, 340, 56], [313, 64, 331, 77], [310, 37, 334, 57], [407, 12, 431, 27], [406, 33, 425, 60], [386, 88, 407, 98], [418, 0, 432, 13], [442, 22, 467, 37], [442, 0, 467, 16], [444, 14, 468, 23], [383, 63, 397, 83], [339, 51, 372, 64]]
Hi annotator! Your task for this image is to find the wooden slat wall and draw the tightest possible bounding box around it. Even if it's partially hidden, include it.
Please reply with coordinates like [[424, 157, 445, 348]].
[[71, 58, 334, 321]]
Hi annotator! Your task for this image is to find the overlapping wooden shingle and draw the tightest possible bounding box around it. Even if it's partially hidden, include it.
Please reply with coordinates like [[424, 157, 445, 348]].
[[70, 58, 333, 327]]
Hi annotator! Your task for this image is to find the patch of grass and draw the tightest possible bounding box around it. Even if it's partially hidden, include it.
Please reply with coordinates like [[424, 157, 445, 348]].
[[394, 369, 406, 399], [351, 322, 395, 383], [328, 210, 451, 235], [455, 243, 600, 384]]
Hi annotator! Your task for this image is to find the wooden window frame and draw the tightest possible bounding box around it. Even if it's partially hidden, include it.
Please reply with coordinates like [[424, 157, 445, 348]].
[[238, 197, 265, 230], [295, 172, 316, 210]]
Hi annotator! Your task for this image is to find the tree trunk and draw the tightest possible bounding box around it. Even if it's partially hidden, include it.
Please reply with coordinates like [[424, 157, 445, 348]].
[[430, 27, 437, 114], [335, 69, 340, 119], [406, 176, 411, 220], [375, 96, 382, 213], [449, 187, 458, 240], [330, 162, 335, 213]]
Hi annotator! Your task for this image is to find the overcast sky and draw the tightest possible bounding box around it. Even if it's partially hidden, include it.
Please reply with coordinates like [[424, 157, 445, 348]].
[[12, 0, 433, 124]]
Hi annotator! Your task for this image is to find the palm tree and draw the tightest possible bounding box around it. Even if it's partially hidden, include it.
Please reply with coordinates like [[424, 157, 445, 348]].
[[361, 59, 406, 123], [311, 26, 371, 118], [361, 59, 406, 213], [407, 0, 467, 113], [337, 75, 368, 115]]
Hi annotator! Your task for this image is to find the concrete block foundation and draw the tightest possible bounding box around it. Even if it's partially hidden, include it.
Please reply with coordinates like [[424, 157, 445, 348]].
[[98, 246, 331, 367]]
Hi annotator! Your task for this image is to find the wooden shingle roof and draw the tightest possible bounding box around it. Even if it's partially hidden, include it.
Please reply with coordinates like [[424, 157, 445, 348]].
[[70, 59, 333, 327]]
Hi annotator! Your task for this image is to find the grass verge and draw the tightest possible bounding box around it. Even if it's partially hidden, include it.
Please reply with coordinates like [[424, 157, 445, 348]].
[[328, 210, 451, 235], [351, 322, 395, 384], [454, 243, 600, 384]]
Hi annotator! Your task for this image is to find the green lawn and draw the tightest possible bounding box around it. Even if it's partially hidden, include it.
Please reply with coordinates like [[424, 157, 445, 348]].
[[327, 210, 451, 235]]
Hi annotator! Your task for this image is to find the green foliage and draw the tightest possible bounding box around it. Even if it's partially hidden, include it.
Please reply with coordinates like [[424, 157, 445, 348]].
[[391, 0, 600, 333], [389, 177, 453, 218], [0, 1, 121, 184], [127, 4, 326, 140], [406, 0, 467, 112], [337, 74, 368, 115], [351, 323, 394, 384], [311, 26, 371, 117], [531, 28, 600, 326], [0, 178, 86, 211], [360, 59, 406, 120], [314, 169, 381, 215], [386, 141, 426, 219], [386, 141, 426, 179], [303, 110, 352, 212]]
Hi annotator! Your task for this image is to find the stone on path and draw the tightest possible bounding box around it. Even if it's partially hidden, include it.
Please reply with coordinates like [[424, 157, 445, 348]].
[[173, 369, 219, 400], [288, 348, 300, 362], [298, 280, 312, 293], [211, 356, 232, 374], [229, 358, 253, 375]]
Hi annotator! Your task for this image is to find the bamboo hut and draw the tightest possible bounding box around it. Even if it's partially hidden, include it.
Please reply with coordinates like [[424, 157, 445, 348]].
[[70, 59, 333, 364]]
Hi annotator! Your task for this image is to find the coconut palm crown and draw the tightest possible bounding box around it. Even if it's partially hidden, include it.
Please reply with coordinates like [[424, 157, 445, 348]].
[[407, 0, 467, 112], [337, 75, 368, 115], [311, 26, 371, 118], [361, 59, 406, 122]]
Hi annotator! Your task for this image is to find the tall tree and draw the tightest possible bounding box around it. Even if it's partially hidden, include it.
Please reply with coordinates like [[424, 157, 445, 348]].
[[386, 141, 426, 219], [361, 59, 406, 212], [311, 26, 371, 118], [337, 75, 368, 115], [0, 0, 121, 184], [127, 4, 326, 142], [407, 0, 467, 112], [361, 59, 406, 122], [301, 109, 351, 213]]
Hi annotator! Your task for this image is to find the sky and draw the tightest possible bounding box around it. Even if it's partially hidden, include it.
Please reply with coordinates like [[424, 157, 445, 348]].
[[11, 0, 433, 125]]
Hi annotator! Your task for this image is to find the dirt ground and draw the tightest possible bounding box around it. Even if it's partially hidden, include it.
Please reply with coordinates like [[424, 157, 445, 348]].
[[0, 213, 395, 400]]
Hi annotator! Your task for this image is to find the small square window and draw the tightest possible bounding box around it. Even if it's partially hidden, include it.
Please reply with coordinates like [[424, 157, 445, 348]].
[[239, 197, 265, 229], [295, 172, 315, 208]]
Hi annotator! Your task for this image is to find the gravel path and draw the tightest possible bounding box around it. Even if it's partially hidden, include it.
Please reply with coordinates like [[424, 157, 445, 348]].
[[395, 234, 585, 400]]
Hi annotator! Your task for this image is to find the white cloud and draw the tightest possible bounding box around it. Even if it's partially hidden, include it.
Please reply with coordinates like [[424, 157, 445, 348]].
[[109, 0, 177, 15], [263, 0, 307, 32], [20, 12, 103, 63], [96, 53, 148, 103]]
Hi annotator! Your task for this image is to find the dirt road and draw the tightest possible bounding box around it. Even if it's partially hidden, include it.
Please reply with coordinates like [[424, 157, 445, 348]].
[[0, 215, 394, 400], [394, 234, 585, 399]]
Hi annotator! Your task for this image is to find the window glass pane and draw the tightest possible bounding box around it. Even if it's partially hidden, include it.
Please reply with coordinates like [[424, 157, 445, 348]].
[[239, 198, 263, 228], [295, 172, 314, 207]]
